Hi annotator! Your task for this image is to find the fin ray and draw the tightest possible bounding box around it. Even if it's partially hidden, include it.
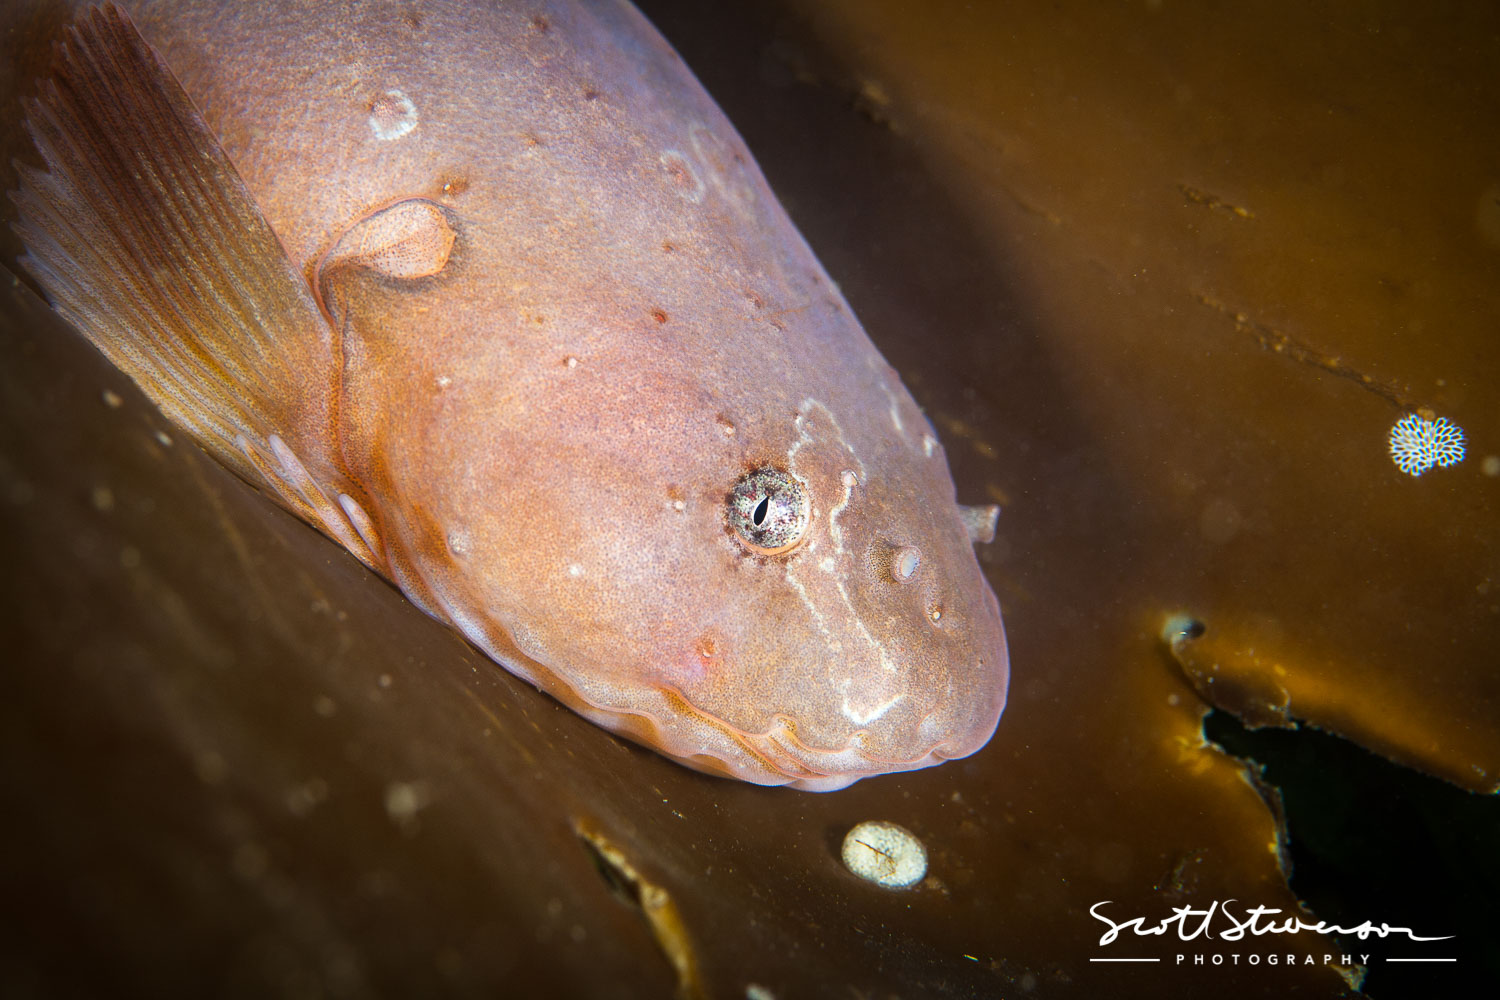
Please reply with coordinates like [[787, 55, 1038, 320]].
[[234, 432, 381, 569], [9, 3, 336, 482]]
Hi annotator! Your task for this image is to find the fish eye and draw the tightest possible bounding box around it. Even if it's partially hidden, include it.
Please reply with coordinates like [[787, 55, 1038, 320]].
[[727, 468, 809, 555]]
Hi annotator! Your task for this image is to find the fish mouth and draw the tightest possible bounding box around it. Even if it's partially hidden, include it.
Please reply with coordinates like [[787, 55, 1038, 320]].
[[515, 648, 994, 791], [423, 582, 994, 790], [548, 678, 973, 792], [666, 693, 987, 793]]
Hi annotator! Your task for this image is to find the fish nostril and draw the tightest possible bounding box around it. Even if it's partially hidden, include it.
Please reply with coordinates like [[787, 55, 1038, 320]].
[[889, 545, 921, 582]]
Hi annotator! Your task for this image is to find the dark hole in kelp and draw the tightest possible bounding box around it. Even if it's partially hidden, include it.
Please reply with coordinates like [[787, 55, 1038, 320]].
[[1204, 708, 1500, 997]]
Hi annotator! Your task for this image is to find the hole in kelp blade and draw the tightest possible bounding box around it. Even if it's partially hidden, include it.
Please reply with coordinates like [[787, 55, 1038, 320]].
[[575, 821, 705, 1000], [1203, 709, 1500, 996]]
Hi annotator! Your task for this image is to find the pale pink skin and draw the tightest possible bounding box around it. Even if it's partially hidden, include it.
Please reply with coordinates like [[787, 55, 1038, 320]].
[[21, 0, 1008, 789]]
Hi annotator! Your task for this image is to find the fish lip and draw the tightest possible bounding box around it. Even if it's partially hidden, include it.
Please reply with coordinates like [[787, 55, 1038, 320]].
[[676, 695, 987, 786], [426, 575, 998, 787]]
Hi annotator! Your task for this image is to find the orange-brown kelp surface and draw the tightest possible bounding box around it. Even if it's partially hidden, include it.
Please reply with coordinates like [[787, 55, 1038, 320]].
[[2, 1, 1496, 998]]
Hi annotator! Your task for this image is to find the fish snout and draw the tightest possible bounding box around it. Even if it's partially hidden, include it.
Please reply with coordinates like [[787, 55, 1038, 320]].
[[728, 659, 1007, 792]]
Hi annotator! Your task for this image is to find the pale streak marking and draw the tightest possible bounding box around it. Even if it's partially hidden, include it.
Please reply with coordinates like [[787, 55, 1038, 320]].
[[826, 467, 857, 555], [879, 382, 908, 440], [786, 401, 863, 557], [784, 569, 842, 655], [838, 678, 904, 725], [785, 400, 903, 715]]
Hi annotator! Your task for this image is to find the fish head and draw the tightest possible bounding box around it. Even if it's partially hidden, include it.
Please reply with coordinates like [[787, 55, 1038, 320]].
[[211, 0, 1011, 790], [343, 240, 1009, 791], [14, 0, 1004, 793]]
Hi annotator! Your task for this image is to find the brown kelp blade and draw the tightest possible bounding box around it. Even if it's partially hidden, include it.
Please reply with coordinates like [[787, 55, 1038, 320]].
[[8, 4, 335, 486]]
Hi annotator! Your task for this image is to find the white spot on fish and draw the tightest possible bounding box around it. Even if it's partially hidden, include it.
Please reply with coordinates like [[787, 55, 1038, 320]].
[[567, 562, 584, 578], [446, 530, 470, 557], [841, 820, 927, 889], [369, 89, 418, 141], [436, 374, 452, 389]]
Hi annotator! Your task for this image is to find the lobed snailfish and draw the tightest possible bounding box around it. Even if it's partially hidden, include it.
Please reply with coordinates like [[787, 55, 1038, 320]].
[[11, 1, 1008, 790]]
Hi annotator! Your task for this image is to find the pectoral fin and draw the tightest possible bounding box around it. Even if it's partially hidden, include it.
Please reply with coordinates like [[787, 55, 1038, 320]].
[[9, 4, 337, 488], [234, 432, 382, 570]]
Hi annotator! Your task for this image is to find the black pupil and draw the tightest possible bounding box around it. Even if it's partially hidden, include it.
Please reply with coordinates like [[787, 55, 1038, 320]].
[[752, 496, 770, 527]]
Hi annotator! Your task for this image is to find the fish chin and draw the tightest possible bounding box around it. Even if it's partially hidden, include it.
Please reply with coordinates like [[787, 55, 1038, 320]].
[[725, 712, 1002, 792], [400, 524, 1007, 791], [569, 693, 992, 793], [561, 656, 1006, 791], [656, 573, 1011, 790], [417, 582, 990, 790], [404, 483, 1009, 791]]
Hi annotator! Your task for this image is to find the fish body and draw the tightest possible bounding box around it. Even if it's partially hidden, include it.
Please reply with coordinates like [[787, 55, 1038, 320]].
[[11, 1, 1008, 789]]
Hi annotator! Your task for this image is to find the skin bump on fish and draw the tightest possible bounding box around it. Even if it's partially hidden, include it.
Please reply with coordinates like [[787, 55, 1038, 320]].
[[9, 0, 1009, 790]]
